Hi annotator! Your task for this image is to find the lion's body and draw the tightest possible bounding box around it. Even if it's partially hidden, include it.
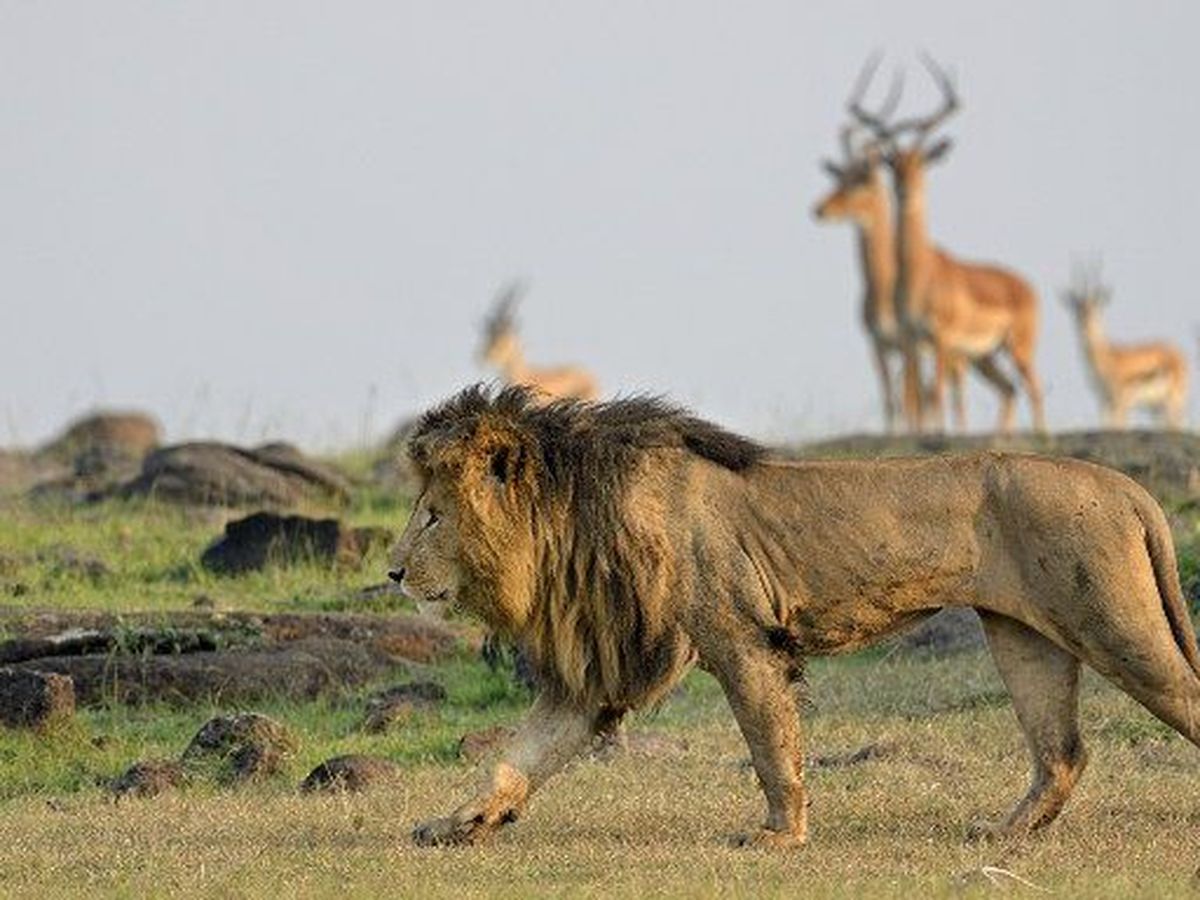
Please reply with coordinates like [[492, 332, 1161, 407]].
[[392, 385, 1200, 848]]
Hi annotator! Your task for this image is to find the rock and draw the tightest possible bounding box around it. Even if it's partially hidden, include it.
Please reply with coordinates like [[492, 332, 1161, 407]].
[[182, 713, 298, 783], [299, 754, 400, 793], [361, 681, 446, 733], [0, 668, 74, 729], [17, 638, 395, 706], [117, 441, 351, 508], [457, 725, 516, 763], [200, 511, 391, 574], [110, 759, 187, 798]]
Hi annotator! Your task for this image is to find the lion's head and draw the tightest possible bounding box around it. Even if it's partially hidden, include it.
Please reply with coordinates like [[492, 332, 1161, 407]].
[[389, 384, 764, 707]]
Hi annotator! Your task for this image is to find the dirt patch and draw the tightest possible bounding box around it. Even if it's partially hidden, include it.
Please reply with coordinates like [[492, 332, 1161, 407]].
[[592, 730, 690, 762]]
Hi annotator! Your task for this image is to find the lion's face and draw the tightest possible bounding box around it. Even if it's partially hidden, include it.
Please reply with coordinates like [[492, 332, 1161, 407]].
[[389, 479, 464, 605]]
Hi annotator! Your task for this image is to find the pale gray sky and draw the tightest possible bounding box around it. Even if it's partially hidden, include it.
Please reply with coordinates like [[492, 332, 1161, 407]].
[[3, 1, 1197, 449]]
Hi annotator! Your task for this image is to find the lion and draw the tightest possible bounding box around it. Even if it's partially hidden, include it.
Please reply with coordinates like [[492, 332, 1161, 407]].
[[389, 384, 1200, 848]]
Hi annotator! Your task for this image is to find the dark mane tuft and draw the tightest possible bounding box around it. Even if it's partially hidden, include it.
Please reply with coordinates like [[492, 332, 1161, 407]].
[[410, 384, 765, 479]]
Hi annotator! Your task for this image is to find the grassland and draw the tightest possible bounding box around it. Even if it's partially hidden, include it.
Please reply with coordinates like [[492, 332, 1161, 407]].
[[1, 488, 1199, 898]]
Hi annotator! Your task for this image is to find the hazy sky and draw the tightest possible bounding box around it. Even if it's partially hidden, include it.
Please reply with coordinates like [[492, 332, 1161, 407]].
[[3, 2, 1198, 450]]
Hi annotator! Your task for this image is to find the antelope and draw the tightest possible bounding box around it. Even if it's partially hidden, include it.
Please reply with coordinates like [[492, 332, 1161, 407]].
[[849, 55, 1045, 434], [479, 281, 600, 402], [813, 87, 965, 434], [1064, 262, 1187, 429]]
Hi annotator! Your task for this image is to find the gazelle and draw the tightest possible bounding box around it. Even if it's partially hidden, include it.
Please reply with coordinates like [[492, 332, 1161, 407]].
[[1064, 263, 1187, 429], [850, 55, 1045, 434], [479, 281, 600, 402], [814, 104, 965, 433]]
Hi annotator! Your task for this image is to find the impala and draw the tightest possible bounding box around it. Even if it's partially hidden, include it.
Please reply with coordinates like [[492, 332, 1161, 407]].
[[814, 82, 965, 434], [1064, 262, 1187, 429], [849, 55, 1045, 434], [479, 281, 600, 402]]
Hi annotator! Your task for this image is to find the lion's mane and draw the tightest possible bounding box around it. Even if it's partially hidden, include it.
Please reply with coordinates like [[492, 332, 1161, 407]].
[[408, 384, 765, 709]]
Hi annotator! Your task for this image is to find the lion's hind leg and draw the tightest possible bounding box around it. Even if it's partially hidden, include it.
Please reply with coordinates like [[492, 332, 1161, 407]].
[[703, 635, 807, 848], [970, 611, 1087, 841]]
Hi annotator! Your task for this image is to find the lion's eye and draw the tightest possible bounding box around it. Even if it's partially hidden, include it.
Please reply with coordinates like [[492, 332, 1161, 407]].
[[424, 509, 440, 530]]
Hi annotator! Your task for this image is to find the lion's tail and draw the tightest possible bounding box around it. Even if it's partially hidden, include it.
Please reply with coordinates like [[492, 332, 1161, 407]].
[[1138, 496, 1200, 678]]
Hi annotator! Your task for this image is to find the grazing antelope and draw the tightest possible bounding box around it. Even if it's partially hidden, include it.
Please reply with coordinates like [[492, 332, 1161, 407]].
[[1064, 263, 1187, 429], [849, 55, 1045, 434], [479, 281, 600, 402]]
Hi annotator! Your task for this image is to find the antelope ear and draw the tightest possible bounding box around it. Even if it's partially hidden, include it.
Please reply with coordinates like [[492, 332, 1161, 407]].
[[822, 159, 844, 179], [924, 137, 954, 165]]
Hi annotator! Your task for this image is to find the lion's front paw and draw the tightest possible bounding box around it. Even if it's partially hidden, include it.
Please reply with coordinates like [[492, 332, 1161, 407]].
[[732, 827, 807, 850], [412, 814, 490, 847]]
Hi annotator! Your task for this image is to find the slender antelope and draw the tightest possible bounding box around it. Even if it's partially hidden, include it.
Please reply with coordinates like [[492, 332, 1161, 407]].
[[849, 55, 1045, 434], [479, 281, 600, 402], [813, 98, 965, 434], [1064, 263, 1187, 429]]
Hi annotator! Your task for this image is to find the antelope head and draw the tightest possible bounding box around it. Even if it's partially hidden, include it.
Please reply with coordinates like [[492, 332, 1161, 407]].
[[1063, 259, 1111, 325], [479, 279, 527, 369]]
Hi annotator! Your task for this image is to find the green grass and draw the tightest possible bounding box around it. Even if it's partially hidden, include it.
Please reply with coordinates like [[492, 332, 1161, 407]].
[[0, 494, 410, 616]]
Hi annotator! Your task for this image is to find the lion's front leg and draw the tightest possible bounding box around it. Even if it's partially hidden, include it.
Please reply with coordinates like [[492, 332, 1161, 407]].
[[705, 641, 808, 849], [413, 693, 596, 847]]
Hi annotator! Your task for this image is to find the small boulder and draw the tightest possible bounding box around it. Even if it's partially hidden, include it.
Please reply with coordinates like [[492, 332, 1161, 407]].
[[299, 754, 400, 794], [118, 441, 351, 508], [181, 712, 298, 783], [361, 681, 446, 733], [457, 725, 516, 764], [111, 759, 187, 798], [200, 511, 391, 574], [0, 668, 74, 730]]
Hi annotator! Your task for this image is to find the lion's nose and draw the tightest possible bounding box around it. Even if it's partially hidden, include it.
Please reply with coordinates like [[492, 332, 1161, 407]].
[[388, 567, 406, 584]]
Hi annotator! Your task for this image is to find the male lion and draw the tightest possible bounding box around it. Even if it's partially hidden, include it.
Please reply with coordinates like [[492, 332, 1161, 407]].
[[390, 384, 1200, 848]]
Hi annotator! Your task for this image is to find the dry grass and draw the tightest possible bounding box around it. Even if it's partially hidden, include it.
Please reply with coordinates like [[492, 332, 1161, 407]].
[[2, 656, 1197, 898]]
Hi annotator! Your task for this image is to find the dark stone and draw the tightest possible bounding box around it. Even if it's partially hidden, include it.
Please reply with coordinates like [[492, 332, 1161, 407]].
[[361, 681, 446, 733], [299, 754, 400, 793], [116, 441, 351, 508], [200, 512, 391, 574], [0, 668, 75, 729], [182, 712, 298, 783], [111, 759, 187, 798]]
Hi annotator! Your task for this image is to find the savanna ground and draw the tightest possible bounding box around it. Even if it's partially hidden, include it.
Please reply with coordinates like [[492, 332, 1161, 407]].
[[1, 459, 1199, 898]]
